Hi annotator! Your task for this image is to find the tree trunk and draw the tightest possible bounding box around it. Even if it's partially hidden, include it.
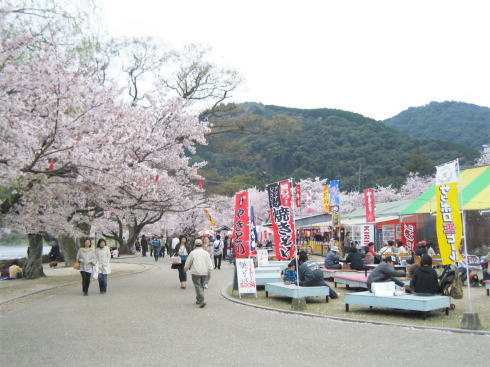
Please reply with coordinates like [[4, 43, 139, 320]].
[[24, 233, 45, 279], [123, 224, 142, 254], [59, 235, 79, 267]]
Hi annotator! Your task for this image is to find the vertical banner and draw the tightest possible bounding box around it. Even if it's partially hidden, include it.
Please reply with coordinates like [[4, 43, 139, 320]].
[[267, 180, 296, 260], [364, 189, 375, 222], [250, 206, 258, 255], [329, 180, 340, 206], [323, 186, 330, 214], [436, 182, 463, 264], [401, 223, 417, 252], [361, 225, 374, 247], [306, 190, 313, 213], [257, 249, 269, 267], [295, 184, 301, 207], [236, 258, 257, 296], [232, 191, 250, 258]]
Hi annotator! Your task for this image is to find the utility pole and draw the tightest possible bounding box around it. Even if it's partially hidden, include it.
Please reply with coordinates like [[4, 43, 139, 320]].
[[358, 163, 362, 192]]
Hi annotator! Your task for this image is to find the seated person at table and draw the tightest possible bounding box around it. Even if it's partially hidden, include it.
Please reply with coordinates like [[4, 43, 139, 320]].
[[363, 246, 374, 265], [324, 246, 341, 269], [426, 241, 437, 257], [396, 240, 408, 254], [379, 241, 395, 256], [415, 240, 428, 256], [409, 254, 439, 295], [283, 262, 298, 284], [298, 252, 328, 287], [345, 247, 365, 270], [367, 256, 407, 291], [8, 260, 23, 279]]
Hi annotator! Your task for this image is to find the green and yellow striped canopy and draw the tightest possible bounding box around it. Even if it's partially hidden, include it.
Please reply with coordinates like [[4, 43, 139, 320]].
[[400, 165, 490, 214]]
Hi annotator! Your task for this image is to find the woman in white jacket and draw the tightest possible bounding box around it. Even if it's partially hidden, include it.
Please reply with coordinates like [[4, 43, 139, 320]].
[[76, 240, 95, 296], [95, 239, 111, 294]]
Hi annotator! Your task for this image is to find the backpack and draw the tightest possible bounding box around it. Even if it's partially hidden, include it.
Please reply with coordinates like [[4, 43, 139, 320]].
[[214, 240, 223, 254]]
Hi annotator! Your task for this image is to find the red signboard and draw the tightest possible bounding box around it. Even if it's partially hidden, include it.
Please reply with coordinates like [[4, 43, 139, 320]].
[[267, 180, 296, 260], [401, 223, 417, 252], [232, 191, 250, 258], [364, 189, 375, 223]]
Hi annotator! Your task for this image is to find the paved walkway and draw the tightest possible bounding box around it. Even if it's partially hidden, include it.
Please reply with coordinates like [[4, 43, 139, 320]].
[[1, 255, 489, 366]]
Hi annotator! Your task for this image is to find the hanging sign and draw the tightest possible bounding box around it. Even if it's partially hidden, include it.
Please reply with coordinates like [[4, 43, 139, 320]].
[[364, 189, 375, 222], [257, 249, 269, 267], [204, 209, 217, 228], [236, 258, 257, 296], [267, 180, 296, 260], [401, 223, 417, 252], [306, 189, 313, 213], [361, 224, 374, 247], [232, 191, 250, 258], [323, 186, 330, 214]]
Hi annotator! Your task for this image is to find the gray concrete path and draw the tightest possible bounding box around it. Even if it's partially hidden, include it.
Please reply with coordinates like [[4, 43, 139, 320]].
[[1, 255, 489, 366]]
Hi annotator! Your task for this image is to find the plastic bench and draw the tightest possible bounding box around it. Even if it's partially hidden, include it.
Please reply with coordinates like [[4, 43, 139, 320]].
[[344, 291, 451, 318], [255, 266, 282, 274], [261, 261, 289, 270], [255, 272, 282, 286], [485, 280, 490, 296], [265, 282, 330, 303]]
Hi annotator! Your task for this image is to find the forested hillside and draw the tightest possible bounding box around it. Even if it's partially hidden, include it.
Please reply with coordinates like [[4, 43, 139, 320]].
[[196, 103, 479, 195], [383, 101, 490, 149]]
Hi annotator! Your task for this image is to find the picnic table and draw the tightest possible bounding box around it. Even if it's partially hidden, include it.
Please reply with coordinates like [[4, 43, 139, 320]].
[[265, 282, 330, 303], [344, 291, 451, 318], [333, 273, 408, 289], [255, 266, 282, 274]]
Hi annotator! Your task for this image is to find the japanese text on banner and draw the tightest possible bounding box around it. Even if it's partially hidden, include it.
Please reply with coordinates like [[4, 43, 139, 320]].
[[323, 186, 330, 214], [267, 181, 296, 260], [436, 182, 463, 264], [232, 191, 250, 258], [364, 189, 375, 223]]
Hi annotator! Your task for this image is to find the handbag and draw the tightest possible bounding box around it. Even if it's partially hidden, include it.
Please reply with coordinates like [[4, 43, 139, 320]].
[[170, 256, 181, 264], [171, 263, 179, 269], [92, 265, 99, 280], [73, 261, 80, 270]]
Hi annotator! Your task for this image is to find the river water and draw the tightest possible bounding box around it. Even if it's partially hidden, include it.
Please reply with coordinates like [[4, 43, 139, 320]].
[[0, 245, 51, 260]]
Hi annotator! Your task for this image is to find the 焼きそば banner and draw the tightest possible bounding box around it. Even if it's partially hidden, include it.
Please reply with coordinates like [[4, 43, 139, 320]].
[[436, 183, 463, 264], [267, 180, 296, 260], [233, 191, 250, 258]]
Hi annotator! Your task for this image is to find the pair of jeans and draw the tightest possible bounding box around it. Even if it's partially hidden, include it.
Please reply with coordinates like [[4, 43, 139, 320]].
[[80, 271, 91, 294], [98, 273, 108, 293], [214, 254, 222, 269], [192, 274, 206, 304], [153, 246, 160, 261], [178, 261, 187, 282]]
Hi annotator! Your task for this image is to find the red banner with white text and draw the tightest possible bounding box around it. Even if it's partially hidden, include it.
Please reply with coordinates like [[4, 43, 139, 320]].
[[267, 180, 296, 260], [401, 223, 417, 252], [232, 191, 250, 258], [295, 184, 301, 207], [364, 189, 375, 223]]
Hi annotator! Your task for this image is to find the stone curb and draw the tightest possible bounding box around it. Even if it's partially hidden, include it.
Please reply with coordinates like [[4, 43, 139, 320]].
[[220, 285, 490, 336], [0, 262, 153, 306]]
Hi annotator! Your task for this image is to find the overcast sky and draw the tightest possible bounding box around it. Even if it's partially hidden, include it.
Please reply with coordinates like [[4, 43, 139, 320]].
[[100, 0, 490, 120]]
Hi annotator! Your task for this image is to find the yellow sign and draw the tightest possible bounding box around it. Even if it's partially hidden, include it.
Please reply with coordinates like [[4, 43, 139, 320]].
[[436, 182, 463, 264], [323, 186, 330, 214], [204, 209, 217, 228]]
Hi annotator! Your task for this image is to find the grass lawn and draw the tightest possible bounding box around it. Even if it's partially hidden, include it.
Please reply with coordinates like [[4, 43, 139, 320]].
[[227, 280, 489, 331]]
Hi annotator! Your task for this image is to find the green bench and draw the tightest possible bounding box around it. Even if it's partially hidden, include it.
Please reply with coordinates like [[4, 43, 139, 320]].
[[344, 291, 451, 318], [255, 272, 282, 286]]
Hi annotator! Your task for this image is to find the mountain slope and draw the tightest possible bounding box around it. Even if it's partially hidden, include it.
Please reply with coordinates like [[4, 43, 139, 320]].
[[196, 103, 479, 195], [383, 101, 490, 149]]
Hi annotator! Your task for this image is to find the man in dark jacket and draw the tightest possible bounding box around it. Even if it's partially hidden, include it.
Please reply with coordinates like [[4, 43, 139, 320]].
[[367, 256, 406, 291], [298, 252, 327, 287], [410, 254, 439, 294], [345, 247, 365, 270], [324, 246, 341, 269]]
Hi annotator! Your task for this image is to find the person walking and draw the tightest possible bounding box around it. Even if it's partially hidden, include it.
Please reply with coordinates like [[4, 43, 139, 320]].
[[151, 236, 162, 262], [184, 239, 214, 308], [202, 236, 213, 289], [95, 238, 111, 294], [141, 235, 148, 257], [76, 239, 95, 296], [173, 235, 190, 289], [213, 235, 224, 270]]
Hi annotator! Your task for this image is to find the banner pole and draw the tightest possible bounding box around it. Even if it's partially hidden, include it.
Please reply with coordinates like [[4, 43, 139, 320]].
[[290, 178, 300, 290], [457, 159, 473, 313]]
